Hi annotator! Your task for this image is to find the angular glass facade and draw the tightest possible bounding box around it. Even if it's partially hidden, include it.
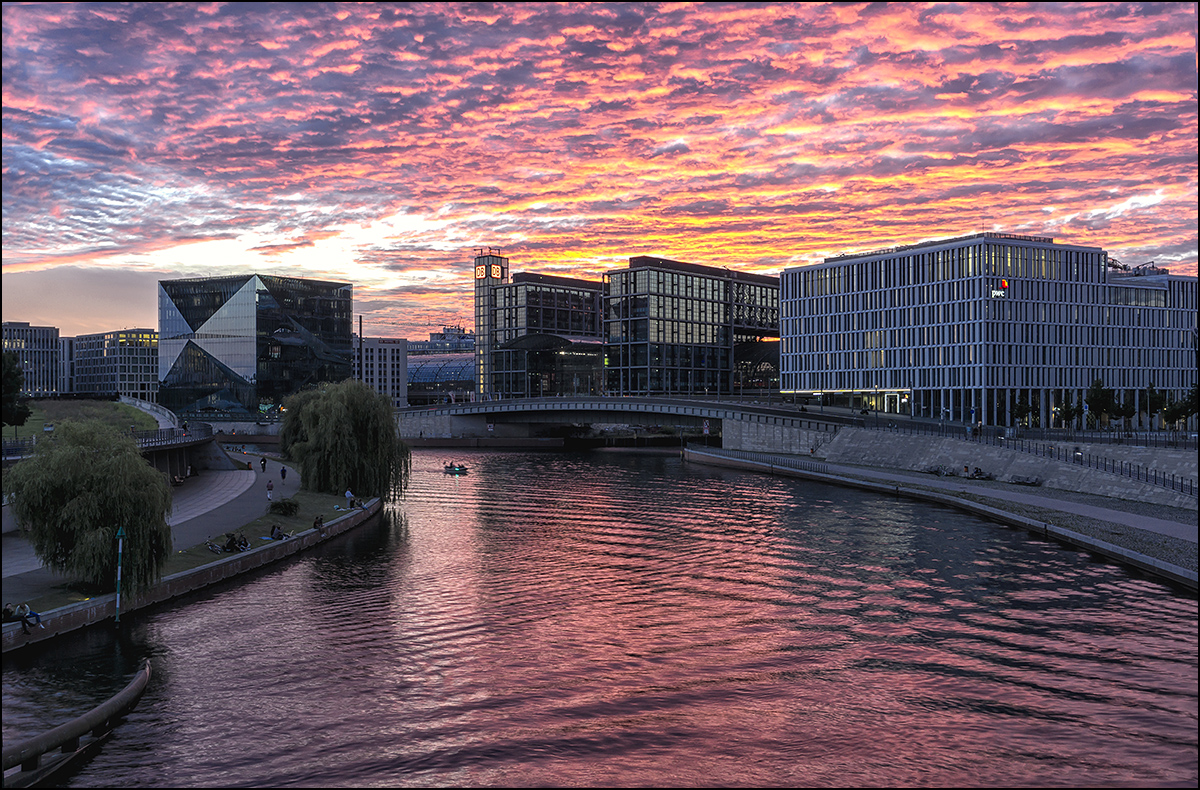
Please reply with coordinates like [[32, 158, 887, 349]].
[[604, 257, 779, 396], [158, 274, 352, 415]]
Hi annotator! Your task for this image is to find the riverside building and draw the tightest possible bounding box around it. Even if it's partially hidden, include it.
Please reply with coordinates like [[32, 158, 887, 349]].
[[473, 248, 607, 398], [604, 256, 778, 397], [74, 329, 159, 402], [353, 335, 409, 409], [779, 232, 1198, 428], [158, 274, 352, 416], [471, 249, 780, 399], [2, 321, 59, 396]]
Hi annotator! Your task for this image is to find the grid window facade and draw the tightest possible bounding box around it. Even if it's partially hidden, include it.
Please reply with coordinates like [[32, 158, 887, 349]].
[[604, 257, 778, 397], [779, 232, 1198, 427], [354, 336, 409, 409], [74, 330, 159, 401], [2, 322, 60, 396]]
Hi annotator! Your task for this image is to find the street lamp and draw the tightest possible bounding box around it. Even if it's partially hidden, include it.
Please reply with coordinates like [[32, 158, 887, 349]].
[[115, 524, 126, 625]]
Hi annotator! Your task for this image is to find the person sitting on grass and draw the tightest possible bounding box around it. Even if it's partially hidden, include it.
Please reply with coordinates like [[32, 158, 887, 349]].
[[270, 524, 290, 540]]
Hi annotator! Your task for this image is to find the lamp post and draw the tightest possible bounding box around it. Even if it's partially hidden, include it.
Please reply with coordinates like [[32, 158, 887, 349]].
[[115, 525, 126, 625]]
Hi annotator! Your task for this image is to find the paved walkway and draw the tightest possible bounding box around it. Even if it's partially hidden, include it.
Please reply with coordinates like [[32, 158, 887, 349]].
[[2, 450, 302, 607], [815, 461, 1196, 542]]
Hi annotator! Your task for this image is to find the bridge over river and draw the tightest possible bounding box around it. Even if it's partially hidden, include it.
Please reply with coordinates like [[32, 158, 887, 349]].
[[397, 395, 861, 445]]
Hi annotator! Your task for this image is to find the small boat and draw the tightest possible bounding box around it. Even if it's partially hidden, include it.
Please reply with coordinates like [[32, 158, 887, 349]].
[[444, 462, 469, 474]]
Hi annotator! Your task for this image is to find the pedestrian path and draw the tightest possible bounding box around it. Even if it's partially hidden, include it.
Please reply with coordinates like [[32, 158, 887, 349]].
[[820, 461, 1196, 542], [2, 453, 301, 606]]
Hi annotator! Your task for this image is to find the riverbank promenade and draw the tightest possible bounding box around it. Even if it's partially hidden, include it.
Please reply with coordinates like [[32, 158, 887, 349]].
[[2, 448, 298, 611], [4, 441, 1196, 632]]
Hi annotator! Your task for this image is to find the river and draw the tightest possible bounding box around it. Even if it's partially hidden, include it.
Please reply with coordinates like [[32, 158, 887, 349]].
[[3, 449, 1196, 787]]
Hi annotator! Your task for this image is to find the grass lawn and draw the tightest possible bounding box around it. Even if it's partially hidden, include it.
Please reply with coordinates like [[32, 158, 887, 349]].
[[20, 489, 355, 614], [9, 399, 158, 440]]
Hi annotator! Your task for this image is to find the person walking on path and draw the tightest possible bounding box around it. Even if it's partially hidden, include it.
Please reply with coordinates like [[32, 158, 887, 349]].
[[280, 466, 287, 482], [267, 480, 274, 501], [260, 457, 267, 473]]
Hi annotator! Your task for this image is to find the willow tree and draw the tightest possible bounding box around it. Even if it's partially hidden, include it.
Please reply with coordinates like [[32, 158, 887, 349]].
[[6, 421, 173, 592], [281, 379, 410, 501]]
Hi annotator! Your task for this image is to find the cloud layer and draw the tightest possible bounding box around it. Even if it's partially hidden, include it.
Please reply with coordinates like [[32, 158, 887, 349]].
[[4, 2, 1197, 338]]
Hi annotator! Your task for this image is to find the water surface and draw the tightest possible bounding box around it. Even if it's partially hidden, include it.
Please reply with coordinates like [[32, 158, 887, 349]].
[[4, 450, 1196, 787]]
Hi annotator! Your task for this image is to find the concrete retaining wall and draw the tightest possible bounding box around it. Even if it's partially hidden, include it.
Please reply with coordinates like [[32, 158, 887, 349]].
[[685, 447, 1197, 592], [2, 499, 382, 653], [398, 411, 535, 439], [816, 427, 1196, 510], [723, 420, 837, 456]]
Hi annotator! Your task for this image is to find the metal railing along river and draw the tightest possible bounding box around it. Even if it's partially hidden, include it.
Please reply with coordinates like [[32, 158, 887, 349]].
[[872, 421, 1196, 496]]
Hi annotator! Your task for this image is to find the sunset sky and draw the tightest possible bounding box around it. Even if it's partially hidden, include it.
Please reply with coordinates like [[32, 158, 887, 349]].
[[3, 2, 1197, 340]]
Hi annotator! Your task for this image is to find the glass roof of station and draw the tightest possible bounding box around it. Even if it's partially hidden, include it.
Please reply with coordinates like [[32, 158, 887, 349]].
[[409, 353, 474, 384]]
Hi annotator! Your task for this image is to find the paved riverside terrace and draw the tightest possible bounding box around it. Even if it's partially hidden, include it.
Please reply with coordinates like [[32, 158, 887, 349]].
[[2, 450, 299, 607]]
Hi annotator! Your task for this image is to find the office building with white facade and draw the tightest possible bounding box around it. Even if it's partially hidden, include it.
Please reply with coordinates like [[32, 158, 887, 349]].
[[780, 232, 1197, 428], [353, 335, 409, 409], [58, 336, 76, 394], [74, 329, 159, 402], [2, 322, 60, 396]]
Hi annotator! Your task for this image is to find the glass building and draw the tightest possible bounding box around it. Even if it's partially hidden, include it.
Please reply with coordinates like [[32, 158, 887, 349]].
[[604, 256, 779, 396], [408, 353, 475, 406], [474, 249, 607, 399], [158, 274, 352, 416], [490, 272, 606, 398], [779, 232, 1198, 427]]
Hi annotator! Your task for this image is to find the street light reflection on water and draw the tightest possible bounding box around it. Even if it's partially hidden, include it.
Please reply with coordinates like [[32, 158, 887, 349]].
[[3, 449, 1196, 787]]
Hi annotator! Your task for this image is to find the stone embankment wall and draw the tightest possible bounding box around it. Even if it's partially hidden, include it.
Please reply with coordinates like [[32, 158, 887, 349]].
[[723, 420, 838, 456], [745, 425, 1196, 510], [2, 500, 382, 653], [397, 411, 533, 439]]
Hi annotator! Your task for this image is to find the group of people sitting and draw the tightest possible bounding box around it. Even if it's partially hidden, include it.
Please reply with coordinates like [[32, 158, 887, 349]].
[[3, 603, 44, 635], [223, 532, 251, 552]]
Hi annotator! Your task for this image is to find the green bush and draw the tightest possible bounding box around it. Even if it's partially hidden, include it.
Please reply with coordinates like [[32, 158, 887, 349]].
[[268, 498, 300, 517]]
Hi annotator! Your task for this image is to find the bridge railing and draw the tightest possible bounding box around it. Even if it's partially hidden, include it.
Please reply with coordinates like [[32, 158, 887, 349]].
[[406, 396, 854, 431], [132, 423, 212, 448]]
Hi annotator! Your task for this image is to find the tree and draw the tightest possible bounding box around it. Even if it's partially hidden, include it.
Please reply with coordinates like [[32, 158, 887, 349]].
[[1084, 378, 1115, 427], [2, 351, 32, 429], [1011, 392, 1033, 426], [1112, 398, 1137, 432], [1057, 394, 1079, 430], [1161, 398, 1188, 430], [281, 379, 410, 502], [5, 421, 172, 592]]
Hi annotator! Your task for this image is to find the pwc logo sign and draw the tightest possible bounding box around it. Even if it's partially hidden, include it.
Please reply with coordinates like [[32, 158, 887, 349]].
[[990, 278, 1009, 298]]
